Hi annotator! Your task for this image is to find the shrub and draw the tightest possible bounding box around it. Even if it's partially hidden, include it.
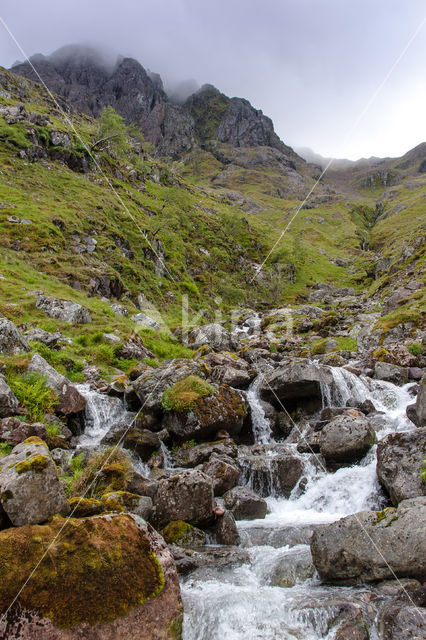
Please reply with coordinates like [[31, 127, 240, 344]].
[[7, 371, 58, 422], [407, 342, 423, 357], [0, 442, 12, 457]]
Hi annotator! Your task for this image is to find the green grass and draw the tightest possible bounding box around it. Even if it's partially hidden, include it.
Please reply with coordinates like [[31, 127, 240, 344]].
[[6, 371, 58, 423], [162, 375, 215, 412]]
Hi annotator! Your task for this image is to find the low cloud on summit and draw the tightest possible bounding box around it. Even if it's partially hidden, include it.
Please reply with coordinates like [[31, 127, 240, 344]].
[[1, 0, 425, 160]]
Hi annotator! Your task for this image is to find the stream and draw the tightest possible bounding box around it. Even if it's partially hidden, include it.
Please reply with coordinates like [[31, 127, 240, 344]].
[[76, 366, 417, 639]]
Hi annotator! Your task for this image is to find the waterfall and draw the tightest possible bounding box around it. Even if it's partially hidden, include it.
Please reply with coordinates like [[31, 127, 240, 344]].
[[76, 384, 132, 447], [246, 375, 274, 445], [160, 440, 174, 469]]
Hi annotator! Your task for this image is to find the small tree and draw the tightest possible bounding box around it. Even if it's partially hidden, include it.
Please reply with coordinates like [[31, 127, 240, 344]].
[[92, 106, 131, 157]]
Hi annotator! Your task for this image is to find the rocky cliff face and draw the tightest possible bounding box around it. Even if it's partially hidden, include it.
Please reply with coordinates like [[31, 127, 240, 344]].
[[11, 45, 303, 165]]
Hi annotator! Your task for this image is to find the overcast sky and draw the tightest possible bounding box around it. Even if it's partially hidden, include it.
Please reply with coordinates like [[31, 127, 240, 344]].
[[1, 0, 425, 159]]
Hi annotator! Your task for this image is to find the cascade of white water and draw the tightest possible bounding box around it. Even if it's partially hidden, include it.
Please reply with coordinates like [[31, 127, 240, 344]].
[[246, 375, 274, 445], [160, 440, 174, 469], [76, 384, 132, 447]]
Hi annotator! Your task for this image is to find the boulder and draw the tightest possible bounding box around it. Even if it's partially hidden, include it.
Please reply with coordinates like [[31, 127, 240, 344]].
[[203, 351, 252, 388], [154, 469, 214, 528], [311, 497, 426, 584], [162, 520, 206, 547], [377, 586, 426, 640], [260, 359, 333, 407], [25, 327, 61, 347], [0, 317, 30, 355], [101, 421, 160, 462], [131, 312, 160, 330], [239, 452, 305, 497], [100, 491, 153, 520], [319, 411, 376, 464], [188, 323, 235, 351], [223, 486, 267, 520], [0, 437, 70, 525], [111, 303, 129, 317], [376, 428, 426, 504], [406, 375, 426, 426], [374, 361, 408, 385], [0, 513, 183, 639], [27, 353, 86, 415], [172, 438, 238, 468], [0, 375, 18, 418], [202, 454, 240, 495], [132, 359, 201, 414], [0, 417, 48, 447], [163, 382, 248, 442], [215, 510, 240, 545], [268, 546, 315, 587], [36, 294, 92, 324]]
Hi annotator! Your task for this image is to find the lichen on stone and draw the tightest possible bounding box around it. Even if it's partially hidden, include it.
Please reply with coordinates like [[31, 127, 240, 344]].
[[15, 454, 49, 474]]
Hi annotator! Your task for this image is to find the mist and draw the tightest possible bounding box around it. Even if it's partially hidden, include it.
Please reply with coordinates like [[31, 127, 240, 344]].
[[1, 0, 425, 160]]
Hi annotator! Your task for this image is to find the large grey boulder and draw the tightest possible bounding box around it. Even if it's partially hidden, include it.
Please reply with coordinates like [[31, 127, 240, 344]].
[[163, 383, 248, 442], [239, 451, 305, 497], [223, 486, 267, 520], [131, 312, 160, 330], [406, 375, 426, 426], [172, 438, 238, 468], [101, 420, 160, 462], [203, 351, 252, 389], [36, 294, 92, 324], [153, 469, 214, 528], [202, 454, 240, 496], [260, 359, 333, 407], [188, 323, 235, 351], [374, 361, 408, 385], [0, 417, 48, 447], [377, 587, 426, 640], [132, 359, 201, 414], [376, 428, 426, 504], [0, 317, 30, 355], [311, 497, 426, 584], [215, 510, 240, 545], [0, 375, 18, 418], [319, 410, 377, 464], [28, 353, 86, 415], [0, 438, 70, 525]]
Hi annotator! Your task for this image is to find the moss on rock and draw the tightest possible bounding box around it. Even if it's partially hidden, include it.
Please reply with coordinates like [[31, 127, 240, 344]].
[[162, 375, 215, 412], [15, 454, 49, 474], [0, 513, 164, 628], [68, 496, 103, 517], [70, 447, 133, 498], [162, 520, 192, 544]]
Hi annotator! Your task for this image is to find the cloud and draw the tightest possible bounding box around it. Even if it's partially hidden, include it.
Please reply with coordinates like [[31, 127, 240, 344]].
[[0, 0, 424, 159]]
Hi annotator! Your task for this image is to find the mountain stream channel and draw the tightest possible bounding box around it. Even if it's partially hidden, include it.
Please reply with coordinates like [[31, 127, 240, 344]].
[[76, 363, 419, 640]]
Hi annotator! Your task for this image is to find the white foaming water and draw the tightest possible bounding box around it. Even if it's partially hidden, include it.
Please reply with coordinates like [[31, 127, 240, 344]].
[[76, 384, 132, 447], [246, 375, 274, 444], [160, 440, 174, 469], [182, 365, 416, 639]]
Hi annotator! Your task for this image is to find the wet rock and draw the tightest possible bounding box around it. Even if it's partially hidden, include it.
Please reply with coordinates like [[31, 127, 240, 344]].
[[239, 522, 324, 548], [0, 317, 30, 355], [154, 469, 214, 528], [334, 609, 370, 640], [202, 454, 240, 495], [0, 438, 70, 525], [28, 353, 86, 415], [223, 486, 267, 520], [172, 438, 238, 468], [260, 359, 333, 408], [374, 361, 408, 385], [101, 421, 160, 462], [239, 452, 305, 497], [162, 520, 206, 547], [268, 546, 315, 587], [188, 323, 236, 351], [215, 509, 240, 545], [164, 383, 248, 442], [377, 586, 426, 640], [319, 411, 376, 464], [376, 428, 426, 504], [408, 366, 423, 381], [0, 513, 183, 639], [170, 544, 249, 575], [406, 375, 426, 426], [0, 375, 18, 418], [36, 294, 92, 324], [345, 398, 376, 415], [311, 497, 426, 584], [133, 359, 201, 414]]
